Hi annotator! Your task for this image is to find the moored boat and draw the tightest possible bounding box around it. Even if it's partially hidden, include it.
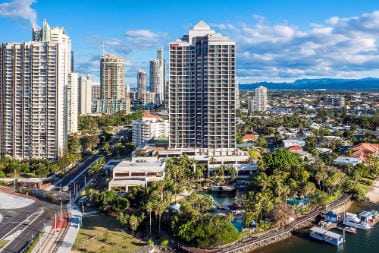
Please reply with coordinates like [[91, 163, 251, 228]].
[[343, 212, 372, 230], [310, 226, 344, 246]]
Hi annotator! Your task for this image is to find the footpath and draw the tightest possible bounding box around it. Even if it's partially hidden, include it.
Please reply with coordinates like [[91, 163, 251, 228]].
[[56, 204, 82, 253]]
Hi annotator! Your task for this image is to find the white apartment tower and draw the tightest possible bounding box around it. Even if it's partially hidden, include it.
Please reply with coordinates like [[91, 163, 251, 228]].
[[0, 42, 65, 160], [67, 72, 79, 133], [79, 76, 93, 115], [0, 21, 72, 160], [150, 48, 165, 105], [169, 21, 237, 156], [253, 86, 268, 112]]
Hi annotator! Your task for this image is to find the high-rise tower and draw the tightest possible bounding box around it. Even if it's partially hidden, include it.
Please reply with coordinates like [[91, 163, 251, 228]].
[[137, 70, 147, 100], [169, 21, 237, 156], [100, 55, 125, 100], [0, 41, 66, 160], [150, 48, 165, 105], [253, 86, 268, 112], [79, 76, 93, 115]]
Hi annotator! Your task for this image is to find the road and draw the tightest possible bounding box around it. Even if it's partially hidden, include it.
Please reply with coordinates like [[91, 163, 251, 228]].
[[0, 201, 50, 253]]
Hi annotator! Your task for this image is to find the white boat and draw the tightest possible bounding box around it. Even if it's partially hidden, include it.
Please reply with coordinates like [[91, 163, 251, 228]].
[[310, 226, 344, 246], [344, 226, 357, 234], [211, 184, 236, 192], [343, 212, 372, 230]]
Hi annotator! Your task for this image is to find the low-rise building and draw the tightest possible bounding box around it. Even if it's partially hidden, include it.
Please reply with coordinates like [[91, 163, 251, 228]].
[[132, 113, 169, 147], [334, 156, 361, 166], [108, 157, 165, 192], [282, 139, 306, 148]]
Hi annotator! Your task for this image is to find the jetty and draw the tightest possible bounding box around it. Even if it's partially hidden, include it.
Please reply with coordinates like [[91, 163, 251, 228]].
[[179, 194, 351, 253]]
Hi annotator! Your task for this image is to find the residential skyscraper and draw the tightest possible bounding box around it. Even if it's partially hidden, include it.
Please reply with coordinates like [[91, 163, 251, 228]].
[[169, 21, 237, 156], [91, 84, 101, 102], [0, 41, 66, 160], [253, 86, 268, 112], [150, 48, 165, 105], [67, 73, 79, 134], [137, 70, 147, 100], [99, 55, 126, 114], [100, 55, 125, 100], [79, 76, 93, 115]]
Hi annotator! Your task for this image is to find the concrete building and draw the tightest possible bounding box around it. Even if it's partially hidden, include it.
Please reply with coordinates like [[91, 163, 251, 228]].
[[91, 84, 100, 102], [100, 55, 125, 100], [137, 70, 147, 101], [324, 96, 345, 108], [98, 55, 128, 114], [108, 157, 165, 191], [253, 86, 268, 112], [0, 20, 72, 160], [0, 41, 66, 160], [79, 76, 92, 115], [132, 113, 169, 147], [150, 48, 165, 105], [67, 72, 78, 134], [169, 21, 237, 157]]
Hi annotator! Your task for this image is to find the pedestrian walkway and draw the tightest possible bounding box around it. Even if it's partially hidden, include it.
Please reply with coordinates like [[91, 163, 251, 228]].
[[56, 204, 82, 253]]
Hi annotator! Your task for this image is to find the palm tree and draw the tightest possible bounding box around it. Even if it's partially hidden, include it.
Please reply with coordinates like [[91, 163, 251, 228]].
[[146, 201, 153, 237], [129, 214, 139, 236]]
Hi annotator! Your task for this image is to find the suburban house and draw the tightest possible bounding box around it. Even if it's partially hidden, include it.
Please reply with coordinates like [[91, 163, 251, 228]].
[[351, 143, 379, 161]]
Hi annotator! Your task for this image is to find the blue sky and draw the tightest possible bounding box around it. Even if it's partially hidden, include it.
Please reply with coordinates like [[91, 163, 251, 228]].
[[1, 0, 379, 87]]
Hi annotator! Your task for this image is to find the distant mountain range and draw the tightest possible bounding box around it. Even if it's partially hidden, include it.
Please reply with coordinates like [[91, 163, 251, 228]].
[[239, 78, 379, 90]]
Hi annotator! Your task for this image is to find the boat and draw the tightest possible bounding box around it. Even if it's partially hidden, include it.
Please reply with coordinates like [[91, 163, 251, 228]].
[[310, 226, 344, 246], [337, 226, 357, 234], [343, 212, 372, 230], [344, 226, 357, 234], [211, 184, 236, 192]]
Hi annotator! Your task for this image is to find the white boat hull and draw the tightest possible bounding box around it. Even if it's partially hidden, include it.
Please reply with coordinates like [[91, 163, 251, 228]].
[[343, 220, 372, 230]]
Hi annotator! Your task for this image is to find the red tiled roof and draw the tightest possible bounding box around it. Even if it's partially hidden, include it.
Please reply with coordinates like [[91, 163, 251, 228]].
[[143, 113, 162, 120], [243, 133, 258, 141], [351, 143, 379, 161], [288, 145, 303, 152]]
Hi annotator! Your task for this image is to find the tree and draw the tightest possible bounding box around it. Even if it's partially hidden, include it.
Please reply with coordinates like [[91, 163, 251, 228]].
[[129, 214, 139, 235], [146, 201, 153, 237], [255, 135, 268, 148], [89, 157, 105, 175]]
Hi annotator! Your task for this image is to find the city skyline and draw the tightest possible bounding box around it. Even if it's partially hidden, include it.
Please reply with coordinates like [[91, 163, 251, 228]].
[[1, 0, 379, 86]]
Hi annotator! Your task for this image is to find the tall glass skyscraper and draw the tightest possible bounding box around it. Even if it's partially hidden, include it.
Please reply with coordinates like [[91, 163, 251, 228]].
[[169, 21, 237, 156]]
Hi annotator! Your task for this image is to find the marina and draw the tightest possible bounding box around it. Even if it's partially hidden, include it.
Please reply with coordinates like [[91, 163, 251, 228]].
[[254, 202, 379, 253]]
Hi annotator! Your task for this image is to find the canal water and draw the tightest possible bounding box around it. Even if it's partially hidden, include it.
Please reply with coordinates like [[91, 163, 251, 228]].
[[253, 202, 379, 253]]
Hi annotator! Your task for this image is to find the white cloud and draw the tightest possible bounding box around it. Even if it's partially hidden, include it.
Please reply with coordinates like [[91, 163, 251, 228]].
[[0, 0, 36, 26], [126, 29, 158, 39], [215, 10, 379, 83]]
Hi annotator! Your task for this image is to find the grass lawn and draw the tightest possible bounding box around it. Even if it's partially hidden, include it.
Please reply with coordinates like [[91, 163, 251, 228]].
[[0, 240, 9, 249], [72, 214, 146, 253]]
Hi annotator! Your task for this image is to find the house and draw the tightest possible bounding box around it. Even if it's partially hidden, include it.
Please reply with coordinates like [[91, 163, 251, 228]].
[[334, 157, 361, 166], [351, 143, 379, 161], [288, 145, 303, 152], [243, 133, 259, 142], [282, 139, 306, 148]]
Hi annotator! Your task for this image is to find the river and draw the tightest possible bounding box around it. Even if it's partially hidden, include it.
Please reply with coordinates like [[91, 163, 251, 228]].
[[253, 202, 379, 253]]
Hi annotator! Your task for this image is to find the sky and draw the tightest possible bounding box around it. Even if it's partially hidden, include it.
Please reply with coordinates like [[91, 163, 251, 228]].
[[1, 0, 379, 87]]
